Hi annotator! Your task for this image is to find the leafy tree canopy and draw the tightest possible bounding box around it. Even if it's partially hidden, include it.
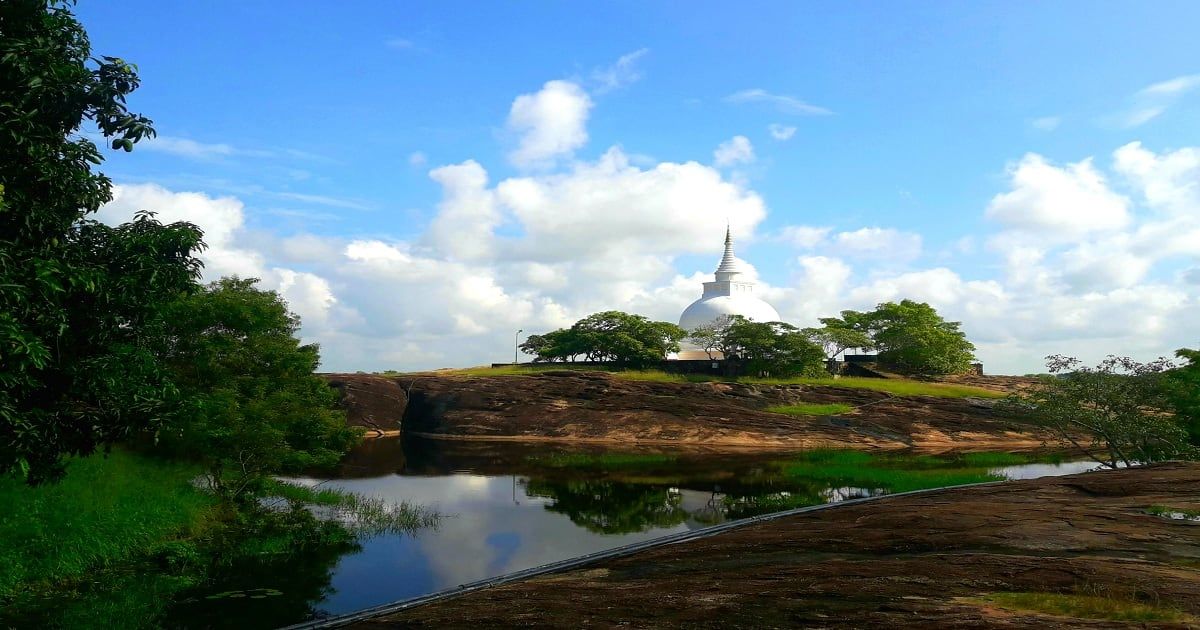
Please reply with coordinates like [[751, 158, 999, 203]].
[[717, 316, 826, 378], [1005, 355, 1196, 468], [0, 0, 204, 483], [1166, 347, 1200, 445], [836, 300, 976, 375], [522, 311, 685, 368], [801, 323, 873, 360], [155, 278, 361, 502]]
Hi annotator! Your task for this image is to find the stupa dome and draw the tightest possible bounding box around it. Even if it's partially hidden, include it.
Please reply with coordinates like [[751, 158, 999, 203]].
[[679, 293, 781, 332], [678, 226, 780, 333]]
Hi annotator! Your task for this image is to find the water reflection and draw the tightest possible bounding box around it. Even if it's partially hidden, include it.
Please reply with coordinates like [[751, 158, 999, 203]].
[[176, 437, 1094, 627]]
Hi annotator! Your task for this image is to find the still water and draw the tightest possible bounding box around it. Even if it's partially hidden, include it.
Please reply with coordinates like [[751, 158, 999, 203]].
[[175, 437, 1097, 628]]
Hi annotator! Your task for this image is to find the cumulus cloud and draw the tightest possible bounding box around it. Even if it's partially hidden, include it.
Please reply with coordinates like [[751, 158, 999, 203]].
[[768, 124, 797, 140], [506, 80, 593, 169], [724, 89, 831, 116], [713, 135, 755, 167], [777, 225, 830, 249], [833, 227, 923, 262], [986, 153, 1129, 240]]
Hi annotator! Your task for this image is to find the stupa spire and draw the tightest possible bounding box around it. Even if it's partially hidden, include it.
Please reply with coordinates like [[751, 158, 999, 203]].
[[716, 223, 740, 274]]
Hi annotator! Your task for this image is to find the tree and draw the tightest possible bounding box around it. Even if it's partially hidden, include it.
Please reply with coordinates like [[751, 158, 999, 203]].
[[686, 315, 734, 360], [801, 324, 873, 360], [1006, 355, 1196, 468], [523, 312, 685, 367], [1165, 347, 1200, 445], [155, 278, 361, 502], [847, 300, 975, 375], [721, 316, 826, 377], [0, 1, 205, 483]]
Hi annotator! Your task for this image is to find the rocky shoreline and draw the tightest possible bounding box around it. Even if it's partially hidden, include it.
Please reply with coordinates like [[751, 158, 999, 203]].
[[348, 463, 1200, 629], [325, 371, 1054, 451]]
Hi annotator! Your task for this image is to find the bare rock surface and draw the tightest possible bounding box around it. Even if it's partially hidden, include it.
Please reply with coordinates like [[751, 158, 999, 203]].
[[323, 371, 1052, 450], [350, 463, 1200, 629]]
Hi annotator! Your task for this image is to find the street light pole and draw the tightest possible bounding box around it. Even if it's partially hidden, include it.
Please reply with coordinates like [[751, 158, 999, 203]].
[[514, 329, 523, 365]]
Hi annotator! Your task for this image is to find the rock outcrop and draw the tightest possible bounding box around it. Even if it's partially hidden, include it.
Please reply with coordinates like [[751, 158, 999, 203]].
[[324, 371, 1052, 450], [351, 462, 1200, 629]]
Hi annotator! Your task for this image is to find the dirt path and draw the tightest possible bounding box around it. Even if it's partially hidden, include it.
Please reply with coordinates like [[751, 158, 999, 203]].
[[349, 463, 1200, 629]]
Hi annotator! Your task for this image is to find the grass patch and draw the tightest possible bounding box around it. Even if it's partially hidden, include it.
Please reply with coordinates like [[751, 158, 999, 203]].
[[528, 452, 679, 469], [980, 591, 1189, 622], [778, 449, 1032, 493], [420, 366, 1005, 398], [0, 450, 218, 599], [766, 402, 854, 416], [262, 479, 440, 536], [957, 452, 1035, 467], [1147, 505, 1200, 521]]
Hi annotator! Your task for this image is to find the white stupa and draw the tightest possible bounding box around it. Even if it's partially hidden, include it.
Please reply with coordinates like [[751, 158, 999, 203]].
[[676, 227, 780, 359]]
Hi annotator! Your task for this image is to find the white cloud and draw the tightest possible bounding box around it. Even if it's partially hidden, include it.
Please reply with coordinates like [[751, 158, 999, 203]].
[[141, 136, 236, 160], [1138, 73, 1200, 97], [506, 80, 593, 169], [98, 183, 264, 280], [1115, 73, 1200, 128], [833, 227, 923, 262], [1112, 141, 1200, 216], [777, 225, 830, 249], [408, 151, 428, 167], [768, 123, 797, 140], [591, 48, 649, 93], [1031, 116, 1060, 131], [713, 135, 755, 167], [426, 160, 500, 261], [986, 153, 1129, 240], [724, 89, 831, 116]]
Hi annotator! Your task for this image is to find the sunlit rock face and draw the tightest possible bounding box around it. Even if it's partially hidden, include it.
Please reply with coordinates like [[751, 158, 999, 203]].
[[677, 228, 780, 359]]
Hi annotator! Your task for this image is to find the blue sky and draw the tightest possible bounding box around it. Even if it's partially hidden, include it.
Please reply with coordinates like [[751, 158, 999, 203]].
[[80, 2, 1200, 373]]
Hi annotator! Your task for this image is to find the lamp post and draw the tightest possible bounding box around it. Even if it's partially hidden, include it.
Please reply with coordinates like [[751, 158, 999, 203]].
[[514, 329, 523, 365]]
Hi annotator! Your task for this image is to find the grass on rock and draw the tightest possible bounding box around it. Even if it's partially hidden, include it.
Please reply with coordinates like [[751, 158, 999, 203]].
[[779, 449, 1035, 494], [262, 479, 440, 536], [980, 592, 1189, 623], [426, 366, 1005, 399], [766, 402, 854, 416]]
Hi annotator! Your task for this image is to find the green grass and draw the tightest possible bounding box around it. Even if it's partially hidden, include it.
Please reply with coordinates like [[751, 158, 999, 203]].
[[262, 479, 440, 536], [0, 450, 218, 599], [423, 366, 1005, 398], [980, 592, 1189, 622], [1147, 505, 1200, 520], [778, 449, 1036, 493], [766, 402, 854, 416], [528, 452, 679, 469]]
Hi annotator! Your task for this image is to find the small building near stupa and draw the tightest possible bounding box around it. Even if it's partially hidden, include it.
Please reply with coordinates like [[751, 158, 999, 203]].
[[676, 227, 780, 360]]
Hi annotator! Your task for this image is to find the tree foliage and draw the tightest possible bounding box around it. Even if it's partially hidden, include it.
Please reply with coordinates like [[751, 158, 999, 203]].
[[155, 278, 361, 502], [834, 300, 975, 375], [1006, 355, 1196, 468], [801, 322, 873, 359], [685, 315, 734, 360], [1165, 347, 1200, 445], [0, 1, 204, 483], [522, 311, 685, 367], [718, 316, 826, 377]]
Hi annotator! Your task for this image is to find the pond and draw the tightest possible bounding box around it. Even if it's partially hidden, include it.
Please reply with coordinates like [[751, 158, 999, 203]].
[[171, 437, 1098, 628]]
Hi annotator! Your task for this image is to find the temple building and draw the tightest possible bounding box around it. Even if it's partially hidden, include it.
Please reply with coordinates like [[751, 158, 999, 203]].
[[676, 227, 780, 359]]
